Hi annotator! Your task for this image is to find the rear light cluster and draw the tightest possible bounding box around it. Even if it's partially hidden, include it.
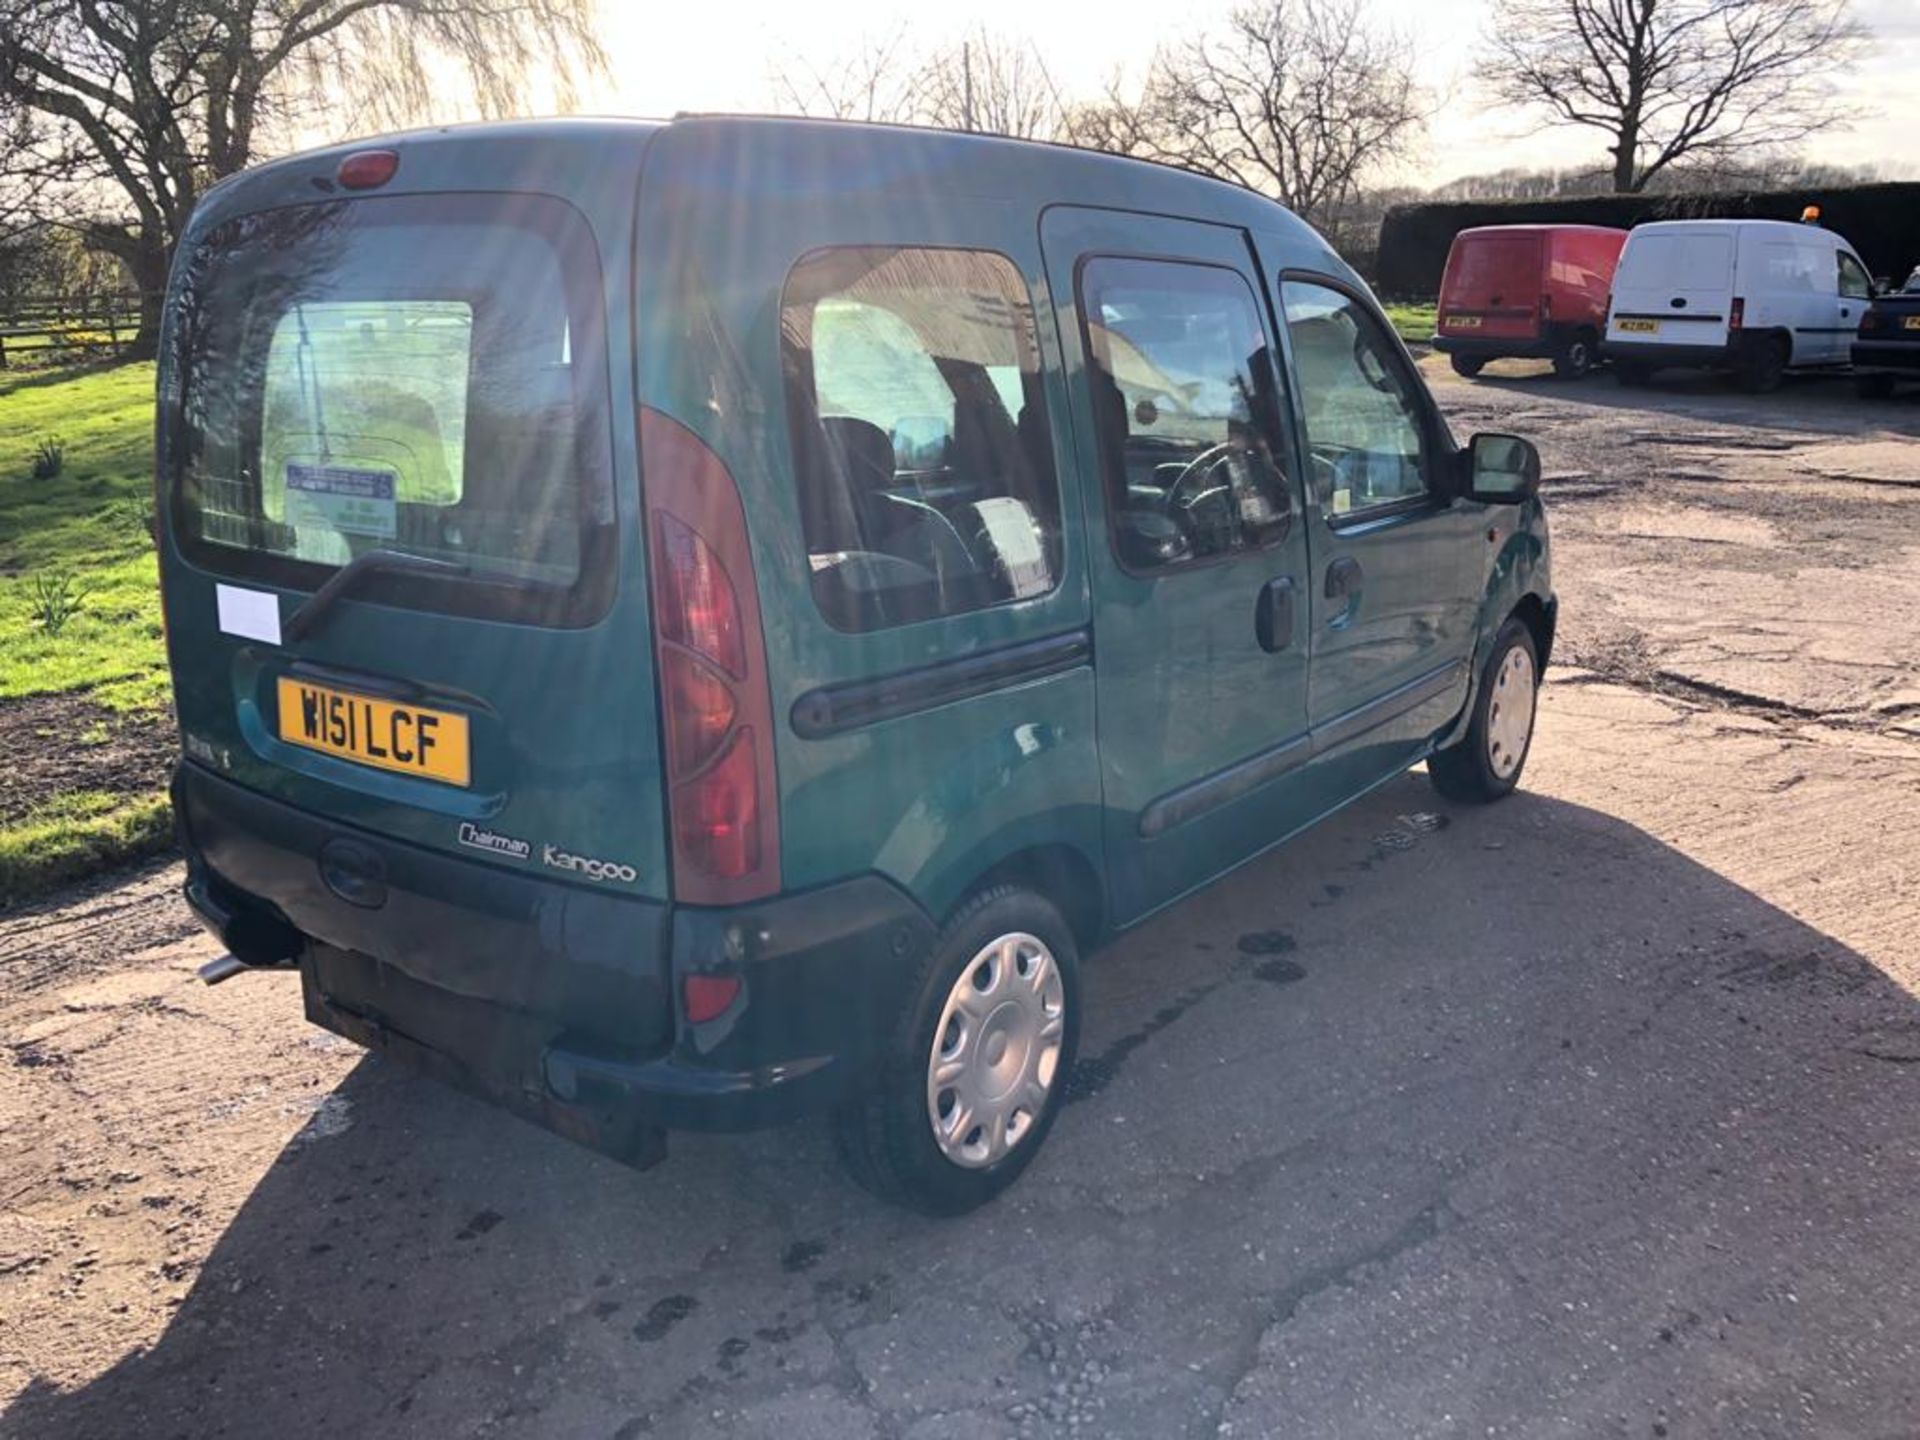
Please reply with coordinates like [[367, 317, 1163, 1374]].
[[1729, 297, 1745, 332], [336, 149, 399, 189], [641, 410, 781, 906]]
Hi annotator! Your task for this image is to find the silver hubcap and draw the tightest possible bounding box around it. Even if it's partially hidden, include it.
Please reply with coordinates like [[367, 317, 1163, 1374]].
[[1486, 644, 1537, 780], [926, 932, 1065, 1169]]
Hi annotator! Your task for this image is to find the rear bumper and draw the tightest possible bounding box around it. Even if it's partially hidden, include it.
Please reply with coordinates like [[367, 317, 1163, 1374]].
[[173, 761, 934, 1158], [1601, 338, 1737, 369], [1852, 341, 1920, 373], [1431, 322, 1573, 361]]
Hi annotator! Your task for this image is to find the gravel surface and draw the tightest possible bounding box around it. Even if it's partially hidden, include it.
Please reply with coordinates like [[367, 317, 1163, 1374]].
[[2, 364, 1917, 1439]]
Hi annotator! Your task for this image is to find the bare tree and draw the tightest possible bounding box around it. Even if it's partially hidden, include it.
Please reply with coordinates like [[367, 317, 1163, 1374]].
[[770, 28, 922, 125], [1074, 0, 1427, 240], [772, 29, 1070, 141], [1482, 0, 1866, 193], [919, 32, 1069, 139], [0, 0, 605, 356]]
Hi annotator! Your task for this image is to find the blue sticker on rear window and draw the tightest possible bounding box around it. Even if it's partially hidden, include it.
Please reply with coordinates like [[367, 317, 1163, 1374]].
[[285, 462, 398, 539]]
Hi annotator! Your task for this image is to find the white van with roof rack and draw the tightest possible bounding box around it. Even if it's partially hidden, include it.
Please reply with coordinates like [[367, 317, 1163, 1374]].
[[1602, 218, 1873, 392]]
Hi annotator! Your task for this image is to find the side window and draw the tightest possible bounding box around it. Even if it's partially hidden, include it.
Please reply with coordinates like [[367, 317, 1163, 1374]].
[[1077, 257, 1293, 573], [1838, 252, 1873, 300], [1281, 280, 1431, 520], [781, 247, 1063, 632]]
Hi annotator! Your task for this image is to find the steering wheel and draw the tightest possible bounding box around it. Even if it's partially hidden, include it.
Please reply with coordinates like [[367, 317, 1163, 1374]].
[[1165, 441, 1240, 517]]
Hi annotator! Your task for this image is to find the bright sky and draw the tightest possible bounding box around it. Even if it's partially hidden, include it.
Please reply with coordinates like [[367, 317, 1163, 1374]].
[[581, 0, 1919, 186]]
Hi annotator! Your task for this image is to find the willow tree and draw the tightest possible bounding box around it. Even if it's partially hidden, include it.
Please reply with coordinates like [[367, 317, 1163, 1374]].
[[0, 0, 605, 356]]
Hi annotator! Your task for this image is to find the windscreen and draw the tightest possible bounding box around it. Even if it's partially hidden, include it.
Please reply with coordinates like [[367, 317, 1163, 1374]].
[[167, 192, 615, 627]]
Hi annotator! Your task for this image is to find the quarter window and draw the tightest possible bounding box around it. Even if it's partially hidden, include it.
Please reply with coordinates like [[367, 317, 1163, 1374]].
[[1077, 257, 1293, 573], [1281, 281, 1431, 520], [781, 247, 1063, 632]]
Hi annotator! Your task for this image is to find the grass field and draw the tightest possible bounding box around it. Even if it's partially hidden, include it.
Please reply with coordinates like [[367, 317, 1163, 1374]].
[[0, 361, 172, 903], [1, 362, 166, 709], [1383, 301, 1438, 347]]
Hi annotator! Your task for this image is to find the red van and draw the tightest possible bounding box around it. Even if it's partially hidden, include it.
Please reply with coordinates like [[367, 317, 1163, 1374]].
[[1433, 224, 1628, 379]]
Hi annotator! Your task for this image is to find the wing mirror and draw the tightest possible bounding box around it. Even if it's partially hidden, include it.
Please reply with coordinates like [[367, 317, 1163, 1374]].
[[1463, 432, 1541, 504]]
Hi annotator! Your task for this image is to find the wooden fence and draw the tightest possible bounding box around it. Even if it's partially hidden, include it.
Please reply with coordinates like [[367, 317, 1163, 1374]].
[[0, 292, 144, 368]]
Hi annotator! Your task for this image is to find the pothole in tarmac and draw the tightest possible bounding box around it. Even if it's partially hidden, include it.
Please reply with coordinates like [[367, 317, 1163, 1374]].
[[1630, 431, 1803, 452], [1788, 442, 1920, 489]]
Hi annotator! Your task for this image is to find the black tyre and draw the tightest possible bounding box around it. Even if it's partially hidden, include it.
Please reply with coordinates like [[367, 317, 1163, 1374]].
[[1552, 330, 1598, 380], [835, 886, 1081, 1215], [1429, 618, 1540, 804], [1450, 354, 1487, 379], [1613, 360, 1652, 387], [1856, 371, 1897, 400], [1736, 336, 1789, 394]]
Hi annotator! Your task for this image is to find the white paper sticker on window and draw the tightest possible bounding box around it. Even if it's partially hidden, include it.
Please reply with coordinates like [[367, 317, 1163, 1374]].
[[215, 583, 282, 645], [971, 497, 1051, 598]]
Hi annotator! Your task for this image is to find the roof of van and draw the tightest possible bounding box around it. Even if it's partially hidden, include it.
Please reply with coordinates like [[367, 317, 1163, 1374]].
[[200, 112, 1329, 253], [1456, 224, 1627, 236], [1627, 218, 1843, 240]]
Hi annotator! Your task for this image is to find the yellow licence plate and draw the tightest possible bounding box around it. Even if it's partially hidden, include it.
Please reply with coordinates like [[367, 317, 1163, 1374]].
[[1904, 315, 1920, 331], [275, 678, 470, 787], [1617, 318, 1659, 334], [1448, 315, 1483, 329]]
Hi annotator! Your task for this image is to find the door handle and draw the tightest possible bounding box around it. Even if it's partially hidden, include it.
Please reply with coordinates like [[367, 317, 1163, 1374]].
[[1255, 576, 1295, 653], [1325, 557, 1362, 599], [1324, 556, 1362, 628]]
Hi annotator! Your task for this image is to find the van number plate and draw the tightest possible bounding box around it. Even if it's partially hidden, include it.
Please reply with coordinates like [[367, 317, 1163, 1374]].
[[1904, 316, 1920, 331], [1448, 315, 1482, 329], [275, 678, 470, 787], [1617, 318, 1659, 334]]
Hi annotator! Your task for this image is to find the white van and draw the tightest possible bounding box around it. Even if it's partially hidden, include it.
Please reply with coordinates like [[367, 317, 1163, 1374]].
[[1602, 219, 1874, 392]]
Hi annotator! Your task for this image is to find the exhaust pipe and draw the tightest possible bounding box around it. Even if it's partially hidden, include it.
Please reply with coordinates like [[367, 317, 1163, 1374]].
[[198, 954, 251, 985]]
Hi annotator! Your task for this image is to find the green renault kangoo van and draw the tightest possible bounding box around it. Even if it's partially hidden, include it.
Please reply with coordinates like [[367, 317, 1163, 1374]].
[[159, 115, 1555, 1213]]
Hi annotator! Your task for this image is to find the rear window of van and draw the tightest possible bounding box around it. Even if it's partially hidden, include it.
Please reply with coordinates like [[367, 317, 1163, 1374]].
[[1443, 233, 1541, 305], [1619, 233, 1732, 291], [166, 193, 615, 627]]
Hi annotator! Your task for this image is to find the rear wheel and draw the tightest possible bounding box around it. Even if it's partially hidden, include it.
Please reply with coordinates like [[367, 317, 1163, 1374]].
[[1429, 618, 1540, 804], [835, 886, 1080, 1215], [1450, 354, 1487, 379], [1552, 330, 1598, 379], [1736, 336, 1790, 394], [1856, 371, 1897, 400]]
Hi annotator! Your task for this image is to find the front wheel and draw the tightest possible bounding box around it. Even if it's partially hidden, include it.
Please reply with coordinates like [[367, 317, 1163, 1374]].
[[1429, 619, 1540, 804], [835, 886, 1081, 1215]]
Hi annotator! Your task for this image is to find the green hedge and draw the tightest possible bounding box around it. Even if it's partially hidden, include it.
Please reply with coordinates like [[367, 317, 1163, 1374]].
[[1377, 182, 1920, 297]]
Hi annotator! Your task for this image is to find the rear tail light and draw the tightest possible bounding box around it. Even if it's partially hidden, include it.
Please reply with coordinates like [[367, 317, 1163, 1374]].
[[682, 973, 742, 1025], [642, 409, 781, 905], [1729, 297, 1745, 331], [1540, 291, 1553, 320], [1858, 309, 1882, 333], [336, 149, 399, 189]]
